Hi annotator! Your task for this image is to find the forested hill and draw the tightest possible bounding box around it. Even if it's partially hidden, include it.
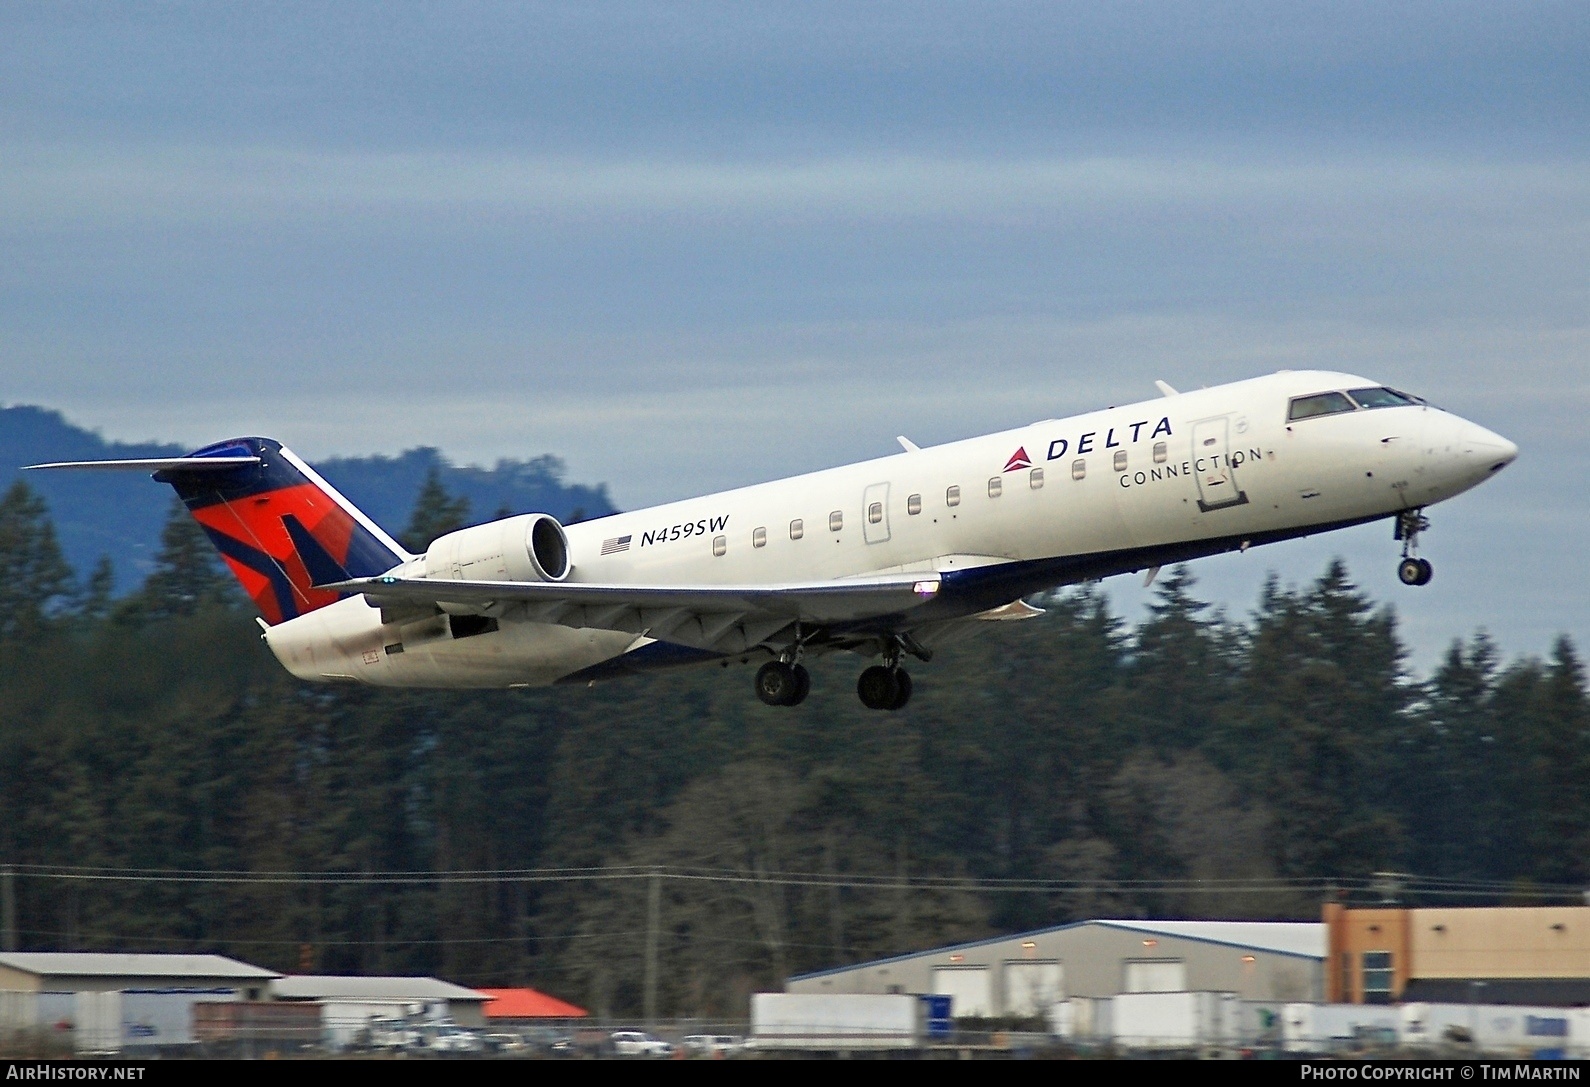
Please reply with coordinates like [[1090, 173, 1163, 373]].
[[0, 405, 618, 591]]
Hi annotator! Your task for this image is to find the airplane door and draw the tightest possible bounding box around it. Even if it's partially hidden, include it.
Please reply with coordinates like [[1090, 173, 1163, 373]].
[[1191, 416, 1249, 512], [862, 482, 891, 544]]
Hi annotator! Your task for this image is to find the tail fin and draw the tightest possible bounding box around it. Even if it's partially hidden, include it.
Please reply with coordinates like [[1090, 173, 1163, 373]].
[[156, 438, 411, 624], [30, 437, 411, 624]]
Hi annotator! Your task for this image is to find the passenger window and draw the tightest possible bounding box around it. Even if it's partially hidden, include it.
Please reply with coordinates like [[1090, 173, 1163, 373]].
[[712, 535, 726, 557], [1029, 467, 1044, 489], [752, 527, 767, 548], [1347, 386, 1417, 409], [829, 510, 843, 532], [946, 485, 961, 507], [1071, 458, 1086, 481], [987, 476, 1002, 498], [907, 493, 922, 515], [867, 502, 883, 524], [1287, 392, 1356, 421], [790, 519, 804, 540], [1113, 450, 1128, 472], [1153, 441, 1167, 464]]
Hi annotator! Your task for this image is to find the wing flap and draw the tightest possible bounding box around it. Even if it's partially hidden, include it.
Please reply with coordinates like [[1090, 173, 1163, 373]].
[[324, 571, 943, 650]]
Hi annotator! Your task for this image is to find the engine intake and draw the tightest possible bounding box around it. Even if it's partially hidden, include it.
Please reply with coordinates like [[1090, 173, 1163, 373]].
[[423, 514, 570, 584]]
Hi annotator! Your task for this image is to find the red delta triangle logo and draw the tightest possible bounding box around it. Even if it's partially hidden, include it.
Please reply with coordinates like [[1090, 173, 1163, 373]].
[[1003, 447, 1032, 472]]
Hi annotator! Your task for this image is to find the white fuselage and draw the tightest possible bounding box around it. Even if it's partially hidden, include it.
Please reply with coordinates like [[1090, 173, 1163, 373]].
[[264, 370, 1516, 688]]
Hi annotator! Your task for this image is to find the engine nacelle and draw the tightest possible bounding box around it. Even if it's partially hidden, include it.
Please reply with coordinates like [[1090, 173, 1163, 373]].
[[423, 514, 570, 584]]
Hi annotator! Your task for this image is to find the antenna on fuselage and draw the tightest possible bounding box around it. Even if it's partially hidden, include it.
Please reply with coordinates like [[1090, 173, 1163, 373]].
[[1154, 380, 1179, 397]]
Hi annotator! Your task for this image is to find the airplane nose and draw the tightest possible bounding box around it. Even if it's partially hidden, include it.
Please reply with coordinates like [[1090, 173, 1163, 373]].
[[1450, 418, 1518, 474]]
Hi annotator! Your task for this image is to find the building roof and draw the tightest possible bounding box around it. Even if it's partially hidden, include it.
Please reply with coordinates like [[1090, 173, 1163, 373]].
[[789, 918, 1325, 983], [1095, 920, 1326, 959], [0, 953, 279, 981], [478, 987, 589, 1019], [272, 975, 488, 1003]]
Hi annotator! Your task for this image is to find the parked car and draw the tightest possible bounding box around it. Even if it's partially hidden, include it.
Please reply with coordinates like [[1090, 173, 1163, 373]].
[[521, 1025, 578, 1056], [366, 1018, 422, 1052], [481, 1030, 531, 1054], [610, 1030, 674, 1057], [682, 1034, 747, 1058], [427, 1026, 485, 1054]]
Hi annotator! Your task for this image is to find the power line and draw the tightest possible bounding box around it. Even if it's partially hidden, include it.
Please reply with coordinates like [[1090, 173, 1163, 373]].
[[0, 862, 1578, 899]]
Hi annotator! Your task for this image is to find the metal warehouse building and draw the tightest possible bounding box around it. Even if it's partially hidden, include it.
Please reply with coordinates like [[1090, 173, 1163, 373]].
[[271, 974, 490, 1047], [787, 920, 1324, 1017], [0, 952, 280, 1052]]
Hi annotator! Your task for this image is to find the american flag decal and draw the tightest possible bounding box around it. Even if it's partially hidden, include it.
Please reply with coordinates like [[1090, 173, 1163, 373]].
[[600, 534, 632, 556]]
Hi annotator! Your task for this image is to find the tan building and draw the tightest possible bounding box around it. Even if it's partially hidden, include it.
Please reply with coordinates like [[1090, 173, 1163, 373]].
[[1325, 904, 1590, 1005]]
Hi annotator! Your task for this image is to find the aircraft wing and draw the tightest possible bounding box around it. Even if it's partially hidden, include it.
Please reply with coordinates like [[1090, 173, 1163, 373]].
[[324, 571, 944, 654]]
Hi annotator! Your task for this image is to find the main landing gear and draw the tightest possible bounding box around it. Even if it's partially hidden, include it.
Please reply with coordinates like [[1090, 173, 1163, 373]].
[[856, 634, 927, 711], [755, 659, 811, 707], [1395, 508, 1434, 586], [857, 665, 912, 711], [754, 633, 927, 711]]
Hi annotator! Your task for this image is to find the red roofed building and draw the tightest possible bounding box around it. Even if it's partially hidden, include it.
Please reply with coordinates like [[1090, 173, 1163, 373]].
[[478, 987, 589, 1020]]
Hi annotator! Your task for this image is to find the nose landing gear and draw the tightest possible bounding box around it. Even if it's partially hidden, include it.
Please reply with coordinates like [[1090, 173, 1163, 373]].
[[1398, 557, 1433, 586], [1395, 509, 1434, 586]]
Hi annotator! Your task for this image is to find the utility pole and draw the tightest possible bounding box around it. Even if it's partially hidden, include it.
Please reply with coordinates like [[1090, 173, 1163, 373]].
[[2, 865, 16, 951], [643, 868, 661, 1029]]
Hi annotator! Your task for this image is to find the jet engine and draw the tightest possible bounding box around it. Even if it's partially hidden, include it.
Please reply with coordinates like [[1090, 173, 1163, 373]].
[[423, 513, 570, 583]]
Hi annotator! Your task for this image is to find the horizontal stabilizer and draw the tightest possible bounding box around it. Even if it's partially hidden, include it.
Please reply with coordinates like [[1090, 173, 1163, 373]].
[[25, 456, 261, 472]]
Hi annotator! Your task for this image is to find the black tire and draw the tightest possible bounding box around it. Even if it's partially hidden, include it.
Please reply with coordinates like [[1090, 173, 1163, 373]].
[[789, 664, 811, 706], [1398, 558, 1424, 586], [755, 661, 800, 706], [857, 665, 899, 710], [1415, 558, 1433, 586], [889, 669, 913, 710]]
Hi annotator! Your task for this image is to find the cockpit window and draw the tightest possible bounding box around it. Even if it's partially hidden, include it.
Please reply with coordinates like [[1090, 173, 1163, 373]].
[[1347, 386, 1417, 409], [1287, 392, 1356, 421]]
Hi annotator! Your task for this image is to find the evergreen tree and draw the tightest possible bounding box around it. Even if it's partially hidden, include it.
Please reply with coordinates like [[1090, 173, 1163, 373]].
[[0, 480, 76, 640], [1402, 633, 1502, 879], [1125, 567, 1236, 752], [79, 556, 116, 624], [401, 468, 471, 552], [1530, 638, 1590, 884], [1232, 561, 1409, 879]]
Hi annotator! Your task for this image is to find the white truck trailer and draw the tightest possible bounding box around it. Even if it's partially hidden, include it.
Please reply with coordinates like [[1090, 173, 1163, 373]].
[[1111, 991, 1241, 1052], [750, 993, 927, 1052]]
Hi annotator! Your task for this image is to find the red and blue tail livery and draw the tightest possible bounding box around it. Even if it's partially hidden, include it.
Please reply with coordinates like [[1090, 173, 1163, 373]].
[[153, 438, 411, 624]]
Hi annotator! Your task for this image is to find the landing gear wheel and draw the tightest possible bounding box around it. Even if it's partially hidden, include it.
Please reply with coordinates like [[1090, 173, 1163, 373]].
[[789, 664, 811, 706], [1395, 509, 1434, 587], [755, 661, 802, 706], [1398, 557, 1433, 587], [888, 669, 912, 710], [857, 666, 900, 710]]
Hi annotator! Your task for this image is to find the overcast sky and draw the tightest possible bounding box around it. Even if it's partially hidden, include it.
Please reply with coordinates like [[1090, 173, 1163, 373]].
[[2, 2, 1585, 672]]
